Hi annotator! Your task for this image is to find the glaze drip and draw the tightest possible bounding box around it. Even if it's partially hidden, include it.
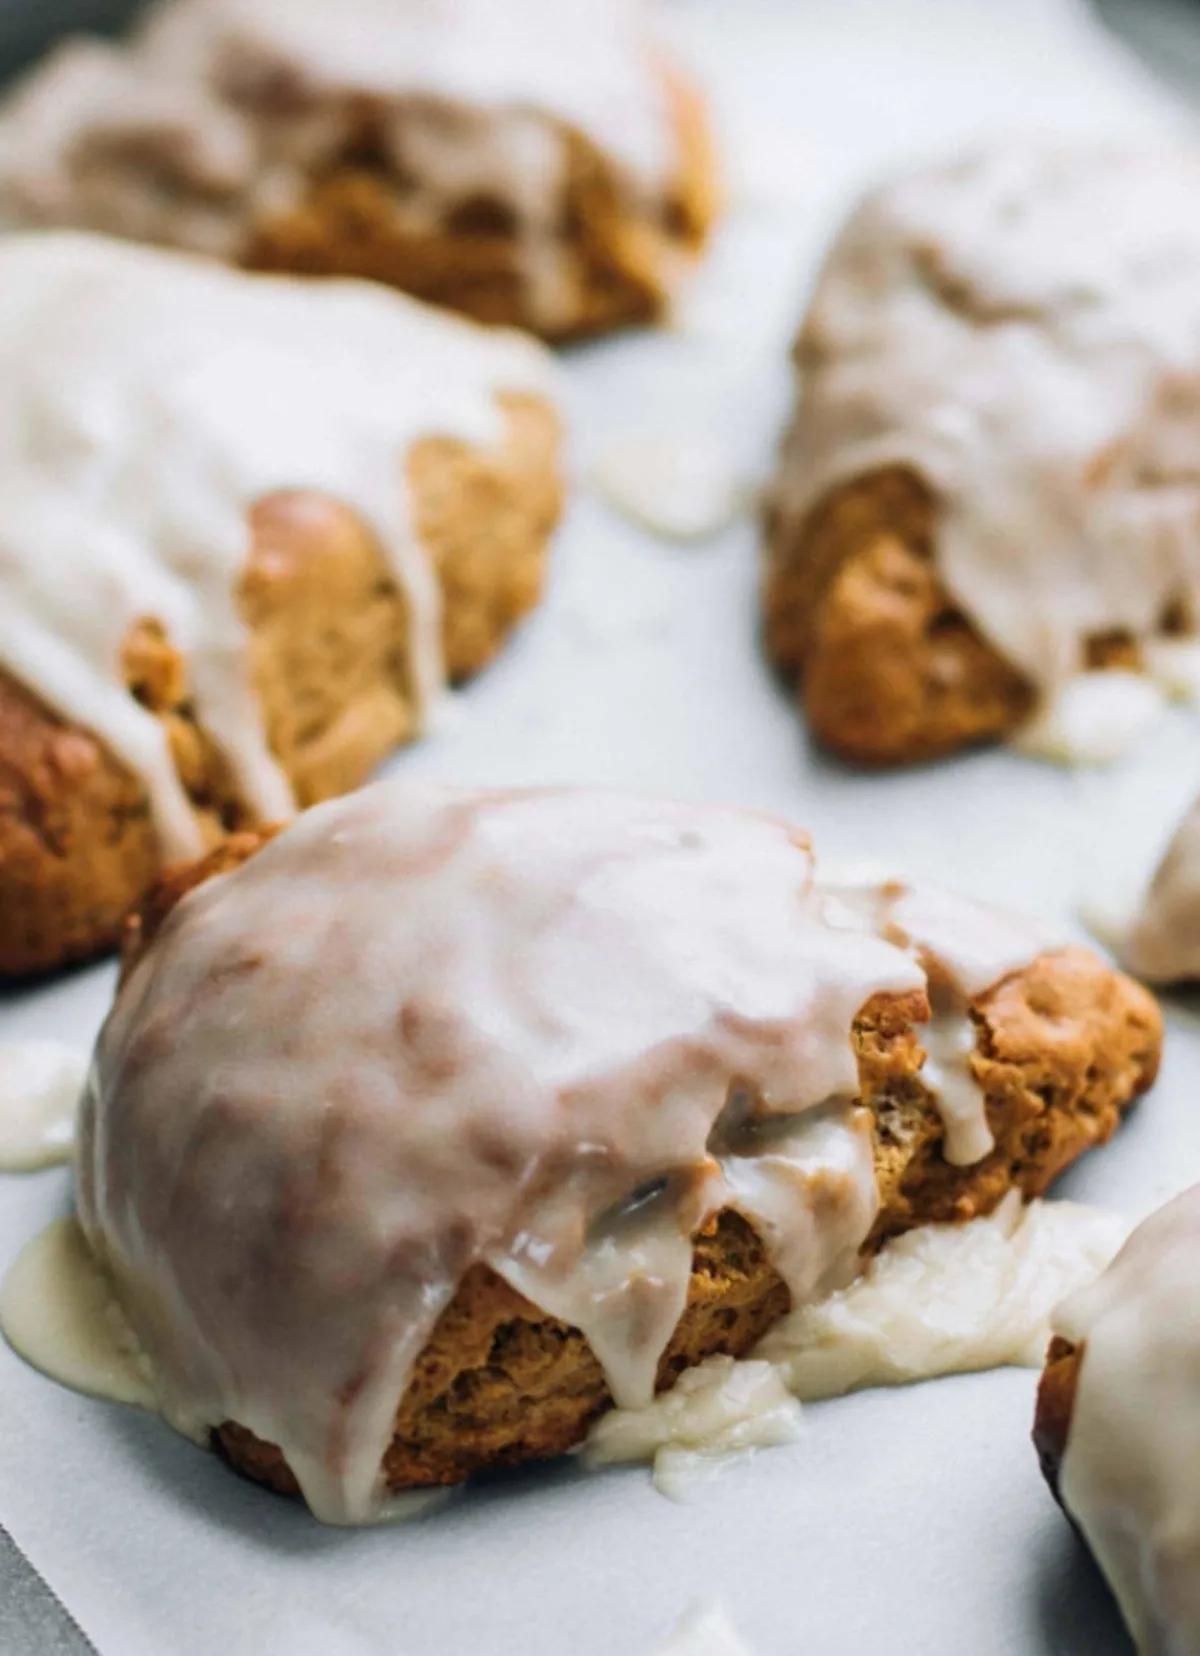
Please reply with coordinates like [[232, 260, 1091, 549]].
[[0, 232, 551, 858], [1054, 1185, 1200, 1653], [64, 784, 1047, 1522], [0, 0, 677, 335], [771, 148, 1200, 727], [817, 880, 1052, 1166]]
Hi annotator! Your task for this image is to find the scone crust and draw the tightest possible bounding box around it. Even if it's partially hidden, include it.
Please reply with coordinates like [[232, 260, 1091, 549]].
[[243, 63, 718, 343], [764, 466, 1036, 766], [0, 392, 561, 978], [1033, 1335, 1081, 1503], [120, 836, 1162, 1496]]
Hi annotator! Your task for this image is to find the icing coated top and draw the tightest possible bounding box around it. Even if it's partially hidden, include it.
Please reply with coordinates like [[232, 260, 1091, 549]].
[[0, 231, 551, 859], [1121, 795, 1200, 984], [1054, 1184, 1200, 1654], [771, 147, 1200, 699], [76, 782, 1045, 1522], [0, 0, 676, 331]]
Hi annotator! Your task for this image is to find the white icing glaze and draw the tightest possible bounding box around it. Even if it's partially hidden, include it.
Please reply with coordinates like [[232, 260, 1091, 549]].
[[770, 148, 1200, 730], [56, 783, 1049, 1523], [1117, 795, 1200, 983], [76, 782, 927, 1522], [1054, 1185, 1200, 1654], [0, 231, 551, 859], [589, 1195, 1125, 1481], [583, 1355, 802, 1498], [762, 1191, 1129, 1400], [648, 1604, 756, 1656], [0, 1218, 158, 1411], [0, 0, 677, 335], [1010, 671, 1167, 767], [1144, 638, 1200, 704], [0, 1041, 87, 1172], [593, 437, 748, 543], [817, 880, 1055, 1167]]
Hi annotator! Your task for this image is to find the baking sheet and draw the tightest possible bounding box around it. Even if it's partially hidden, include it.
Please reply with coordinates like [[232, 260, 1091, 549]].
[[2, 1, 1200, 1650]]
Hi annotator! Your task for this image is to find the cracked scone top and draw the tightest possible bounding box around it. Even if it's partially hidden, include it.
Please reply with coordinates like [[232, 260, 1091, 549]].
[[76, 780, 1048, 1523], [0, 0, 684, 336], [0, 230, 551, 862], [772, 147, 1200, 703], [1051, 1184, 1200, 1652]]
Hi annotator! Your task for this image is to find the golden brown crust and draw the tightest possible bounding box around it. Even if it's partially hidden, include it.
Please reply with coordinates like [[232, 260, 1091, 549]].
[[243, 66, 719, 344], [763, 466, 1139, 767], [764, 467, 1034, 766], [1034, 1335, 1082, 1504], [119, 830, 1162, 1497], [0, 393, 561, 979]]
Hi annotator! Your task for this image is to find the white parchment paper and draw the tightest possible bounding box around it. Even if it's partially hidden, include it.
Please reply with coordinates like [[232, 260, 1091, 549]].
[[1, 1, 1198, 1650]]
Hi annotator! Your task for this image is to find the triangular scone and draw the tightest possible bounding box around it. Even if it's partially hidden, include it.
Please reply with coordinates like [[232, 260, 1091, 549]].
[[765, 148, 1200, 767], [0, 233, 562, 978], [65, 782, 1161, 1519], [1111, 793, 1200, 983], [0, 0, 718, 343], [1036, 1184, 1200, 1653]]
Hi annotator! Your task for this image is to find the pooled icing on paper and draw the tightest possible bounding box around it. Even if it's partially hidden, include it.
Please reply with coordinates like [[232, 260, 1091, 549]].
[[586, 1193, 1126, 1484], [770, 148, 1200, 739], [0, 0, 677, 335], [583, 1355, 803, 1499], [14, 784, 1048, 1524], [0, 1041, 87, 1172], [0, 231, 551, 859], [647, 1604, 757, 1656], [0, 1218, 158, 1412], [765, 1191, 1128, 1399], [1053, 1184, 1200, 1654], [593, 436, 749, 543]]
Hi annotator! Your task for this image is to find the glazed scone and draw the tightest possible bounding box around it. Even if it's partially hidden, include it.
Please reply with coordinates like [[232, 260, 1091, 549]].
[[1035, 1185, 1200, 1654], [765, 148, 1200, 767], [1109, 794, 1200, 984], [0, 232, 562, 979], [51, 782, 1160, 1520], [0, 0, 718, 343]]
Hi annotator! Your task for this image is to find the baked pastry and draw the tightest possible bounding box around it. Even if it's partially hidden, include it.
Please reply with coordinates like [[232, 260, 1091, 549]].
[[0, 0, 717, 343], [1035, 1184, 1200, 1653], [765, 148, 1200, 767], [1107, 793, 1200, 984], [69, 780, 1159, 1521], [0, 231, 561, 979]]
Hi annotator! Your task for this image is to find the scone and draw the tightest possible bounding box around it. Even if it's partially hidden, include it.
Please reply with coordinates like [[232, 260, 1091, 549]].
[[0, 231, 562, 979], [1035, 1184, 1200, 1654], [1110, 794, 1200, 984], [0, 0, 718, 343], [65, 781, 1160, 1521], [765, 148, 1200, 767]]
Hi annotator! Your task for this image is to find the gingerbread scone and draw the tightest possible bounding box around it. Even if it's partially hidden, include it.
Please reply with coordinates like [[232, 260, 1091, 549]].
[[0, 232, 562, 979], [3, 782, 1158, 1522], [0, 0, 717, 343], [1035, 1184, 1200, 1654], [765, 148, 1200, 767], [1106, 794, 1200, 984]]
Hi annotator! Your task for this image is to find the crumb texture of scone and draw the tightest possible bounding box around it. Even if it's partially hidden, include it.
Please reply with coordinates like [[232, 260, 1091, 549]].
[[1034, 1184, 1200, 1653], [0, 0, 718, 342], [1117, 792, 1200, 984], [0, 231, 562, 978], [765, 148, 1200, 766], [74, 780, 1160, 1521]]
